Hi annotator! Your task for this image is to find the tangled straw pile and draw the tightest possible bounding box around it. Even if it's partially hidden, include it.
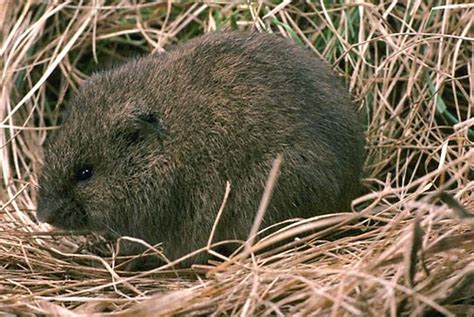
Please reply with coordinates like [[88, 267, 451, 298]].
[[1, 1, 473, 316]]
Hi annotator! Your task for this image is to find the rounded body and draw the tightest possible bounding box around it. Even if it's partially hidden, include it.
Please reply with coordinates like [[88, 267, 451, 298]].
[[37, 32, 365, 264]]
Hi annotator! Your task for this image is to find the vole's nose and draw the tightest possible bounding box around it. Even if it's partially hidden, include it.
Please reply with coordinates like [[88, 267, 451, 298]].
[[36, 199, 56, 224], [36, 205, 50, 223]]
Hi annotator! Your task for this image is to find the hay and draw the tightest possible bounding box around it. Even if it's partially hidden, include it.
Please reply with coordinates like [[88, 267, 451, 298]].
[[1, 1, 473, 316]]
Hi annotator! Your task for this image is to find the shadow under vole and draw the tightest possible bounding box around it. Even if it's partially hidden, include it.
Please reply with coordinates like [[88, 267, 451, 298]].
[[36, 32, 366, 268]]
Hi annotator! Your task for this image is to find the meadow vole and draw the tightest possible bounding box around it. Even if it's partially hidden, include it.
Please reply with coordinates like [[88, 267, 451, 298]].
[[36, 32, 365, 265]]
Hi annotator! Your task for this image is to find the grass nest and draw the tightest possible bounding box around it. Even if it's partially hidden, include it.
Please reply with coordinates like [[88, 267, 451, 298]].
[[1, 1, 473, 316]]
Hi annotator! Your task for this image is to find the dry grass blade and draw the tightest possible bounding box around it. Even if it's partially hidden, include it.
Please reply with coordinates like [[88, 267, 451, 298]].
[[1, 1, 473, 316]]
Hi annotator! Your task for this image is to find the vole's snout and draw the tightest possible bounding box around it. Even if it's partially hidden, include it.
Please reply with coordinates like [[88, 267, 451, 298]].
[[36, 199, 55, 224], [36, 197, 67, 227], [36, 195, 90, 230]]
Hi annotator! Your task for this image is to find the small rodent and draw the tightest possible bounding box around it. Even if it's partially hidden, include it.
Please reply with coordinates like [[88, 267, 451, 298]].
[[36, 32, 365, 265]]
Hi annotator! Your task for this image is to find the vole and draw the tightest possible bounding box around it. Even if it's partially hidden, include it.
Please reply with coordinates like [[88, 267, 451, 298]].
[[36, 32, 365, 266]]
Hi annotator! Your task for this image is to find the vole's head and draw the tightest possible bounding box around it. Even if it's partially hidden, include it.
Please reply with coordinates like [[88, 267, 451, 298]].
[[36, 67, 168, 236]]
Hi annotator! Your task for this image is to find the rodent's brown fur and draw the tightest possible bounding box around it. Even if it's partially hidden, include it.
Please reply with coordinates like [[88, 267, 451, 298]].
[[36, 32, 366, 266]]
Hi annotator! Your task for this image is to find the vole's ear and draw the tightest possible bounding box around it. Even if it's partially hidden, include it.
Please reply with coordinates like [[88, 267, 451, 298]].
[[115, 111, 166, 145]]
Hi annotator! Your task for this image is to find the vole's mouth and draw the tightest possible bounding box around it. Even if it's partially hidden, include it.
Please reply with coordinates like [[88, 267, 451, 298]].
[[36, 200, 89, 230], [49, 212, 89, 231]]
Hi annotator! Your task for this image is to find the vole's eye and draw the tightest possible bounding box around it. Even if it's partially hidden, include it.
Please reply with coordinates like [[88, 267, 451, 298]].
[[76, 166, 93, 182]]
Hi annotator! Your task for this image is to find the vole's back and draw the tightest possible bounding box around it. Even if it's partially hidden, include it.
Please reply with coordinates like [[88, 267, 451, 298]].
[[37, 32, 365, 264]]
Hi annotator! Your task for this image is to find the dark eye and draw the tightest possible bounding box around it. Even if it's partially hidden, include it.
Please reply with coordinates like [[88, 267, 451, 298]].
[[138, 113, 158, 124], [76, 166, 93, 182]]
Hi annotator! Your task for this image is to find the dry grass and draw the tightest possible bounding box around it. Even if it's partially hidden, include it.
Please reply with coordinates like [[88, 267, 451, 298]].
[[1, 1, 473, 316]]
